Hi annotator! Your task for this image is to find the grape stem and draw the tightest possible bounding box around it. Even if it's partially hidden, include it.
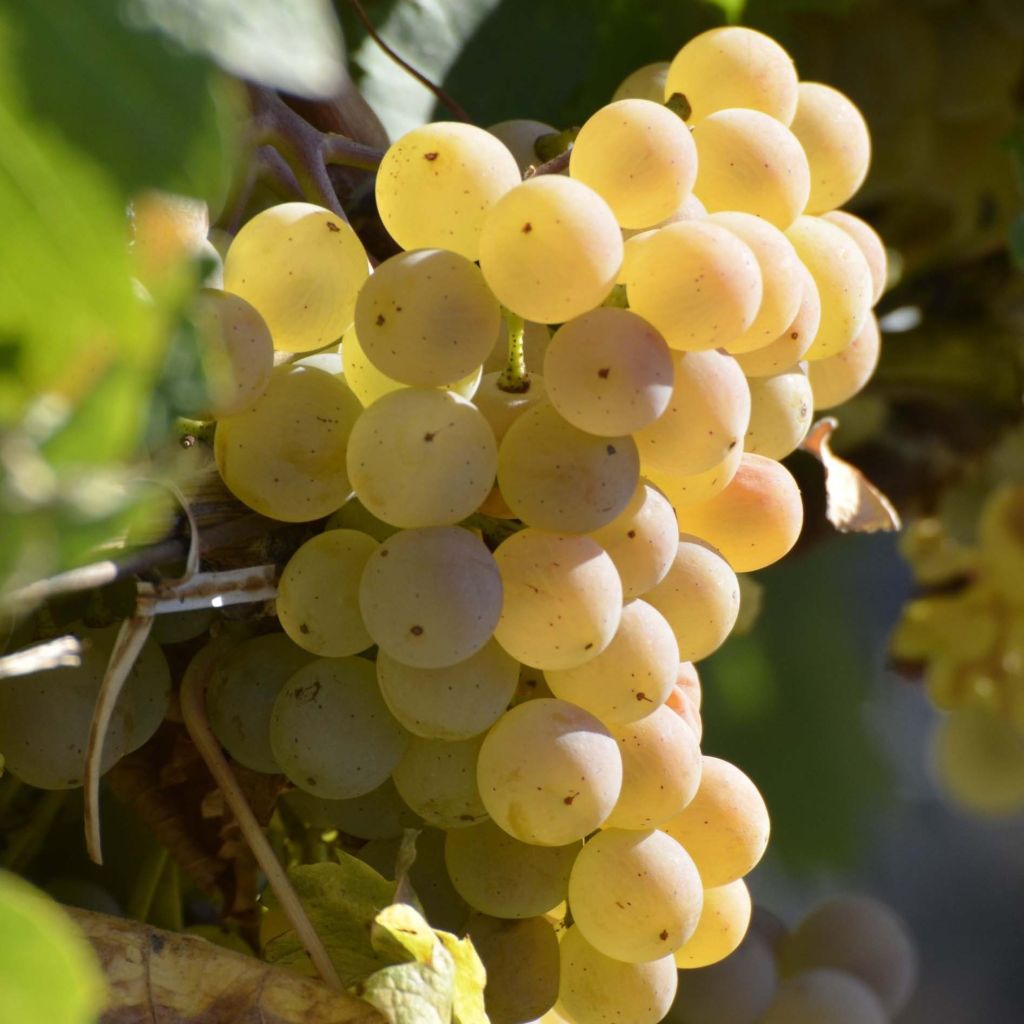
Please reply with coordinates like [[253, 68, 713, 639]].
[[0, 635, 82, 680], [180, 646, 343, 991], [497, 311, 531, 393], [345, 0, 473, 123]]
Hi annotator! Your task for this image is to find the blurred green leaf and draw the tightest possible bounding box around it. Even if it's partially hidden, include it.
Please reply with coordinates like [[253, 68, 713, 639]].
[[128, 0, 345, 99], [0, 869, 106, 1024]]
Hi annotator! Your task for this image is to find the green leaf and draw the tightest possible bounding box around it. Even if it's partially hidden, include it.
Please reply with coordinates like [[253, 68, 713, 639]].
[[0, 869, 106, 1024], [128, 0, 345, 99]]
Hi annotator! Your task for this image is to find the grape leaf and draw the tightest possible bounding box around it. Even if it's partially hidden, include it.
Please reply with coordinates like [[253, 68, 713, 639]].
[[0, 871, 106, 1024]]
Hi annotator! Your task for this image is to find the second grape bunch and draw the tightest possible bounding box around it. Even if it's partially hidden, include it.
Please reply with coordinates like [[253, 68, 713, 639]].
[[192, 23, 888, 1024]]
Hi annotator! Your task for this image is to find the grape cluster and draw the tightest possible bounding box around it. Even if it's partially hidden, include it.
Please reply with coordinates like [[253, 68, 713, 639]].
[[0, 23, 890, 1024], [893, 481, 1024, 817]]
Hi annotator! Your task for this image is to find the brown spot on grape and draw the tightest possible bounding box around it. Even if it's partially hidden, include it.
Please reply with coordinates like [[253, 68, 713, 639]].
[[424, 152, 439, 161], [424, 431, 436, 442], [326, 222, 340, 233], [564, 791, 579, 805], [410, 625, 424, 636], [299, 623, 310, 635], [522, 222, 533, 233], [376, 314, 386, 326], [597, 367, 611, 379], [660, 930, 669, 941], [791, 331, 799, 340], [606, 444, 616, 455], [627, 529, 636, 538]]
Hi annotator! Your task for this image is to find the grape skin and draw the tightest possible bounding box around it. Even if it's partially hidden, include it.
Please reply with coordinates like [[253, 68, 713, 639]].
[[744, 367, 813, 461], [808, 312, 881, 410], [391, 734, 488, 829], [674, 879, 752, 970]]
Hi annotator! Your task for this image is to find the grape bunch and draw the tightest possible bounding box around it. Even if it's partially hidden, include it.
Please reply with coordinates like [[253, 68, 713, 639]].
[[0, 23, 890, 1024]]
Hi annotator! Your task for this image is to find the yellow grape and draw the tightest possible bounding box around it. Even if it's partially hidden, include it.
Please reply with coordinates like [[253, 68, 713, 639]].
[[662, 755, 770, 888], [391, 734, 488, 829], [224, 202, 368, 352], [821, 212, 888, 305], [809, 312, 880, 410], [674, 880, 752, 970], [473, 372, 548, 442], [358, 526, 503, 669], [691, 110, 810, 230], [493, 531, 623, 671], [570, 99, 698, 229], [780, 895, 917, 1015], [676, 661, 701, 711], [346, 388, 496, 528], [645, 538, 740, 663], [283, 779, 420, 840], [644, 443, 742, 511], [353, 249, 499, 387], [790, 83, 871, 214], [545, 600, 680, 726], [479, 176, 623, 324], [664, 26, 799, 124], [665, 662, 703, 743], [744, 367, 813, 460], [214, 364, 361, 522], [604, 705, 703, 829], [624, 221, 763, 352], [276, 529, 378, 657], [375, 122, 521, 260], [193, 289, 274, 416], [558, 926, 678, 1024], [760, 970, 888, 1024], [445, 819, 580, 918], [613, 62, 670, 103], [543, 308, 674, 436], [477, 699, 623, 846], [786, 216, 873, 360], [676, 453, 802, 573], [635, 349, 750, 475], [735, 262, 821, 377], [497, 402, 639, 533], [568, 829, 703, 962], [488, 118, 558, 174], [588, 481, 679, 600], [707, 212, 802, 354]]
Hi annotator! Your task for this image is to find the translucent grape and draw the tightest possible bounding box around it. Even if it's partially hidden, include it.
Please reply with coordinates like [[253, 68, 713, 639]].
[[223, 202, 368, 352], [545, 600, 679, 727], [353, 249, 499, 387], [558, 925, 678, 1024], [786, 216, 873, 360], [469, 914, 560, 1024], [543, 308, 674, 436], [488, 119, 558, 174], [570, 99, 698, 229], [269, 656, 408, 799], [282, 779, 421, 839], [376, 639, 519, 740], [644, 444, 742, 512], [734, 262, 821, 377], [511, 663, 556, 707], [0, 624, 170, 789], [346, 389, 497, 528], [375, 122, 521, 260], [326, 495, 399, 543], [392, 734, 488, 829], [193, 289, 274, 416], [707, 212, 802, 354], [613, 59, 670, 101], [474, 372, 548, 442], [674, 880, 751, 970], [604, 705, 703, 829], [623, 221, 763, 352], [645, 539, 741, 663], [206, 633, 315, 773], [633, 349, 751, 475], [662, 756, 770, 887], [445, 819, 580, 918], [780, 895, 917, 1015], [498, 402, 640, 533], [589, 481, 678, 600], [151, 608, 216, 645], [493, 530, 623, 670], [666, 675, 703, 743], [675, 454, 803, 573], [808, 312, 880, 410], [276, 529, 378, 657], [667, 930, 778, 1023], [821, 211, 888, 305], [664, 26, 799, 124], [359, 526, 503, 669], [790, 83, 871, 214], [744, 367, 813, 460], [760, 969, 888, 1024], [675, 661, 701, 710], [479, 176, 623, 324], [691, 110, 810, 230], [477, 699, 622, 846], [214, 364, 361, 522]]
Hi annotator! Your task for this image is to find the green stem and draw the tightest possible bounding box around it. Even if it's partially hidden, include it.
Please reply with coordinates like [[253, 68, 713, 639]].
[[148, 858, 183, 933], [2, 790, 67, 873], [126, 845, 169, 923], [497, 312, 530, 393]]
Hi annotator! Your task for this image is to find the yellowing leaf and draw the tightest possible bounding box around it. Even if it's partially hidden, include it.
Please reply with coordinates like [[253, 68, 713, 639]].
[[438, 930, 489, 1024], [358, 957, 455, 1024], [802, 418, 901, 534], [372, 903, 440, 965]]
